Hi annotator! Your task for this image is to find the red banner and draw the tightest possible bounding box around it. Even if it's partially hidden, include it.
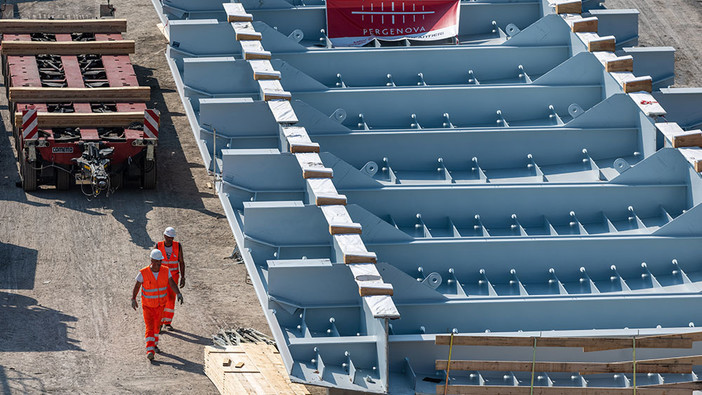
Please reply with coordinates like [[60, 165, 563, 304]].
[[326, 0, 460, 47]]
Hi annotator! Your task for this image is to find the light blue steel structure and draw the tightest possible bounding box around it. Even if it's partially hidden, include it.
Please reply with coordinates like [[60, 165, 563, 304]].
[[152, 0, 702, 393]]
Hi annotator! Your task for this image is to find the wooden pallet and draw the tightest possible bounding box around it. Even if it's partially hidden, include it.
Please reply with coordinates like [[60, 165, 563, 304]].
[[204, 343, 310, 395]]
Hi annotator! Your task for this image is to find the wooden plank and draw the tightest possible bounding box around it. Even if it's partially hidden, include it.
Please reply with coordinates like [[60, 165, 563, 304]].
[[9, 87, 151, 103], [358, 282, 394, 297], [316, 195, 347, 206], [571, 17, 598, 32], [623, 76, 653, 93], [605, 56, 634, 72], [672, 132, 702, 148], [1, 40, 136, 55], [588, 36, 616, 52], [555, 1, 582, 14], [435, 335, 694, 351], [0, 19, 127, 33], [14, 111, 144, 129], [232, 22, 262, 41], [435, 359, 693, 374], [329, 224, 363, 235], [223, 3, 253, 22], [222, 374, 249, 394], [438, 385, 691, 395], [240, 344, 291, 395]]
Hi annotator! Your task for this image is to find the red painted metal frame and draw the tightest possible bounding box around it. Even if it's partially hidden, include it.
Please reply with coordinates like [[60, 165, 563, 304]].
[[5, 31, 150, 167]]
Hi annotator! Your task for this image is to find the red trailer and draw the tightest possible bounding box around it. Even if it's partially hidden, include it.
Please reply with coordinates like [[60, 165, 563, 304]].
[[0, 19, 158, 195]]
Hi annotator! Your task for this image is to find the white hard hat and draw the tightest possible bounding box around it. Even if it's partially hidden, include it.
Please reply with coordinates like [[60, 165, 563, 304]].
[[150, 249, 164, 260], [164, 227, 176, 238]]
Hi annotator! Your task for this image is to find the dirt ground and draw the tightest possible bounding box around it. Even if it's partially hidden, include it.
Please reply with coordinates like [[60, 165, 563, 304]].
[[0, 0, 269, 393], [0, 0, 700, 394]]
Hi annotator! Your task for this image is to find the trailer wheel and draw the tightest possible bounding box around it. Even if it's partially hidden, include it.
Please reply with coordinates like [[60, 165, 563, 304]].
[[56, 168, 70, 190], [142, 155, 157, 189], [20, 150, 37, 192]]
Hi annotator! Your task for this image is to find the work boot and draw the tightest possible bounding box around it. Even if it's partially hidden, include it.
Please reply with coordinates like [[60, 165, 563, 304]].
[[147, 352, 155, 361], [164, 324, 174, 331]]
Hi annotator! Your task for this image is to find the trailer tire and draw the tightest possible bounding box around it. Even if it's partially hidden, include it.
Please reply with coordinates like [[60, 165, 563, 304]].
[[20, 151, 37, 192], [142, 156, 157, 189], [56, 168, 71, 190]]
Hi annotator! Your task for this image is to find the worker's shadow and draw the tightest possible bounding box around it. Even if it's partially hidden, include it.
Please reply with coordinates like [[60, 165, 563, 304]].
[[160, 328, 210, 345], [151, 351, 203, 374]]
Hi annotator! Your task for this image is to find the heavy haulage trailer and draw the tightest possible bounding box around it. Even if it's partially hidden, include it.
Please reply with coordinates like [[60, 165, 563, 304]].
[[0, 19, 159, 195]]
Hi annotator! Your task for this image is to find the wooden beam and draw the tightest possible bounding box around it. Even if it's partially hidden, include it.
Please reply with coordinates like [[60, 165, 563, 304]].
[[555, 1, 582, 14], [588, 37, 616, 52], [0, 19, 127, 34], [1, 40, 135, 56], [436, 359, 693, 374], [435, 335, 694, 351], [623, 76, 653, 93], [671, 133, 702, 148], [571, 17, 598, 32], [606, 56, 634, 72], [15, 112, 144, 129], [437, 385, 691, 395], [9, 87, 151, 103]]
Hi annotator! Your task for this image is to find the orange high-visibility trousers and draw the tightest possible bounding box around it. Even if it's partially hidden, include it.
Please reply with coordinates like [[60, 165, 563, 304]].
[[143, 304, 164, 355], [161, 273, 179, 325]]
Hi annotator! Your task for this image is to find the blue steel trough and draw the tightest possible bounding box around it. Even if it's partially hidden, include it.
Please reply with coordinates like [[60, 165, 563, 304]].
[[153, 0, 702, 393]]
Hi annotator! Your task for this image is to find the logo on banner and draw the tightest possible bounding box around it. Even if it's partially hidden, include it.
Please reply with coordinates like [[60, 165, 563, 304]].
[[326, 0, 460, 47]]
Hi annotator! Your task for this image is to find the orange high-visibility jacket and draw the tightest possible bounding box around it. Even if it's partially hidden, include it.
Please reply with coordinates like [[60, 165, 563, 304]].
[[140, 266, 169, 308], [157, 241, 180, 276]]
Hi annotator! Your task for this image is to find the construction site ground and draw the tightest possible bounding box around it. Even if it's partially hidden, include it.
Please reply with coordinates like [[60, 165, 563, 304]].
[[0, 0, 700, 393]]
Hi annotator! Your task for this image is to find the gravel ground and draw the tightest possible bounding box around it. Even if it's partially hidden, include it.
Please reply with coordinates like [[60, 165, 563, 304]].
[[0, 0, 268, 393], [0, 0, 700, 394]]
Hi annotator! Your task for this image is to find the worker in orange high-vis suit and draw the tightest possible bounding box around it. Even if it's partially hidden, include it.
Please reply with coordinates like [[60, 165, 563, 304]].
[[131, 249, 183, 361], [155, 226, 185, 331]]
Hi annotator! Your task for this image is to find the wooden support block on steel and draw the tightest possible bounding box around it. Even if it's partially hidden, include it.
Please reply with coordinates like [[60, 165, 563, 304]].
[[344, 252, 377, 264], [250, 60, 281, 80], [588, 36, 616, 52], [437, 384, 691, 395], [623, 76, 653, 93], [9, 87, 151, 103], [240, 40, 271, 60], [290, 142, 320, 153], [1, 40, 135, 56], [358, 282, 393, 297], [0, 19, 127, 34], [605, 55, 634, 72], [316, 195, 347, 206], [672, 132, 702, 148], [329, 223, 362, 235], [223, 3, 253, 22], [302, 167, 333, 178], [555, 0, 581, 14], [435, 359, 693, 374], [571, 17, 598, 32], [14, 111, 144, 129], [232, 22, 262, 41]]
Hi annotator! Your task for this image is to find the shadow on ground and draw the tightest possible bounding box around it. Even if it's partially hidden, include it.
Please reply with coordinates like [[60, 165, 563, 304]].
[[0, 242, 38, 289], [0, 291, 82, 352]]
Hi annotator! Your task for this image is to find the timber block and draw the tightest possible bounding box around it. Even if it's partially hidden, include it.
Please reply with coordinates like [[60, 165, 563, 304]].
[[588, 36, 616, 52], [329, 223, 363, 235], [555, 0, 582, 14], [606, 56, 634, 72], [623, 76, 653, 93], [571, 17, 598, 32]]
